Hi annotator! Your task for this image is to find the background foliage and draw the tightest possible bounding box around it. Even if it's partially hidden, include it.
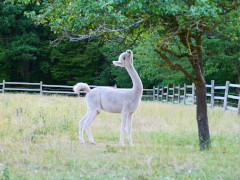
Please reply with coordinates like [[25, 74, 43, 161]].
[[0, 0, 239, 88]]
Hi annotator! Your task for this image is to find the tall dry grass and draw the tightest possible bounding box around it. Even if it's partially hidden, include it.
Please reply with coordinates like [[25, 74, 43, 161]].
[[0, 93, 239, 179]]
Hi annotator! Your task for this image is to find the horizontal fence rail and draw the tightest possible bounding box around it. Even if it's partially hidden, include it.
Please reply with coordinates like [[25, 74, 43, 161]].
[[1, 80, 240, 115], [151, 80, 240, 115]]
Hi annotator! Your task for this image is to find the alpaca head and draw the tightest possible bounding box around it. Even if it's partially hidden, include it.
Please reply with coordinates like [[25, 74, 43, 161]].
[[113, 50, 133, 68]]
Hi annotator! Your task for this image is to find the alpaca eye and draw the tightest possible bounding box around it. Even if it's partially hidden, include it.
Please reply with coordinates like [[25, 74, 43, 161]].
[[123, 57, 125, 60]]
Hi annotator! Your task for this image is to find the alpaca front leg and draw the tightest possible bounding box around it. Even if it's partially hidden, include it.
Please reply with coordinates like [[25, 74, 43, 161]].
[[127, 113, 133, 146], [120, 113, 128, 146]]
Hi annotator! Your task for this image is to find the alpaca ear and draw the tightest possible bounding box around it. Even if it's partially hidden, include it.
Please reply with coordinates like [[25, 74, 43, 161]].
[[126, 50, 132, 56]]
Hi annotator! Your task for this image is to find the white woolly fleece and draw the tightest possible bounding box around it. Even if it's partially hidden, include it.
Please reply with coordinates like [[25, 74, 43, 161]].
[[73, 83, 91, 93]]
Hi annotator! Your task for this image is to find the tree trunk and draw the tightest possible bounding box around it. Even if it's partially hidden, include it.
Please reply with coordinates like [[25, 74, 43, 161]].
[[190, 36, 211, 150], [195, 80, 211, 150]]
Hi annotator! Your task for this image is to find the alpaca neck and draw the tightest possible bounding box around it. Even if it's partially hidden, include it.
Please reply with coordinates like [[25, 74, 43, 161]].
[[126, 65, 143, 93]]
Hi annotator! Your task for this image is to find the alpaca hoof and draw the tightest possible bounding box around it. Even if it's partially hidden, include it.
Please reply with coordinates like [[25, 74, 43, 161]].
[[80, 140, 86, 144], [90, 141, 96, 145], [128, 141, 134, 146]]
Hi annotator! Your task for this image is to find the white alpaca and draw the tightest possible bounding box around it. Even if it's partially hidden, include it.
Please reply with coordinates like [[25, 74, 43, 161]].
[[73, 50, 143, 146]]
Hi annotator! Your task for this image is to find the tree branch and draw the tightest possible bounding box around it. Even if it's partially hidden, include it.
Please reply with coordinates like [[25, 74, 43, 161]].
[[154, 49, 198, 84], [156, 45, 189, 58], [50, 16, 153, 46], [129, 30, 144, 47]]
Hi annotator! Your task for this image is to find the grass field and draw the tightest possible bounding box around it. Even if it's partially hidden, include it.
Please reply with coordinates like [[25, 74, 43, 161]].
[[0, 93, 239, 180]]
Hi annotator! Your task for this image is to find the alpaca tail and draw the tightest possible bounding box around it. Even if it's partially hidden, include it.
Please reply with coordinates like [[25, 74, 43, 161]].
[[73, 83, 91, 93]]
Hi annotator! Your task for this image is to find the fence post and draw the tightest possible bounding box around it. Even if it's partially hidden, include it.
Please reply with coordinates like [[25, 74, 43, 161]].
[[238, 93, 240, 116], [114, 84, 117, 89], [40, 81, 43, 95], [153, 86, 155, 101], [166, 84, 169, 103], [161, 84, 164, 102], [178, 84, 180, 104], [223, 81, 230, 111], [183, 83, 186, 105], [192, 83, 195, 105], [157, 85, 159, 102], [3, 79, 5, 94], [211, 80, 215, 108], [172, 83, 175, 104]]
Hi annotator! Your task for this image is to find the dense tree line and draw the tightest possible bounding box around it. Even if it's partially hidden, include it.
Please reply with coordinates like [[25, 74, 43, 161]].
[[1, 1, 239, 90], [0, 2, 104, 86]]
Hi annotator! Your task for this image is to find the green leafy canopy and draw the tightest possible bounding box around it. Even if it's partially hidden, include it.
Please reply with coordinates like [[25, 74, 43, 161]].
[[8, 0, 240, 84]]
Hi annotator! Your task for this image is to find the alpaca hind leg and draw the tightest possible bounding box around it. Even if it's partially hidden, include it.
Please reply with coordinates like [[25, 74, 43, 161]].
[[79, 111, 90, 143], [120, 113, 128, 146], [85, 110, 99, 144], [127, 113, 133, 146]]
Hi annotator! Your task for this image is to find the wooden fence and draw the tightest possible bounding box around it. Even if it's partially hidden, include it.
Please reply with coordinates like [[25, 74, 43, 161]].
[[0, 80, 240, 114], [0, 80, 117, 95], [151, 80, 240, 115]]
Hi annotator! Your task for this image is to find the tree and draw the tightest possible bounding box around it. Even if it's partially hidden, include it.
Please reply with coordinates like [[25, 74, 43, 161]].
[[0, 1, 58, 82], [96, 40, 133, 87], [95, 39, 159, 88], [0, 45, 10, 80], [21, 0, 240, 150], [0, 2, 40, 81], [203, 20, 240, 85], [0, 1, 108, 85], [133, 31, 192, 85], [49, 39, 105, 85]]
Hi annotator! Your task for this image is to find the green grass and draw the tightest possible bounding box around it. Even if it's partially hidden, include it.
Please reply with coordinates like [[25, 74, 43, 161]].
[[0, 93, 239, 179]]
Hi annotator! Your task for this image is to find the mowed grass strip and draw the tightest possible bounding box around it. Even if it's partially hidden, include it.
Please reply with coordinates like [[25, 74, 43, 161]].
[[0, 93, 239, 179]]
